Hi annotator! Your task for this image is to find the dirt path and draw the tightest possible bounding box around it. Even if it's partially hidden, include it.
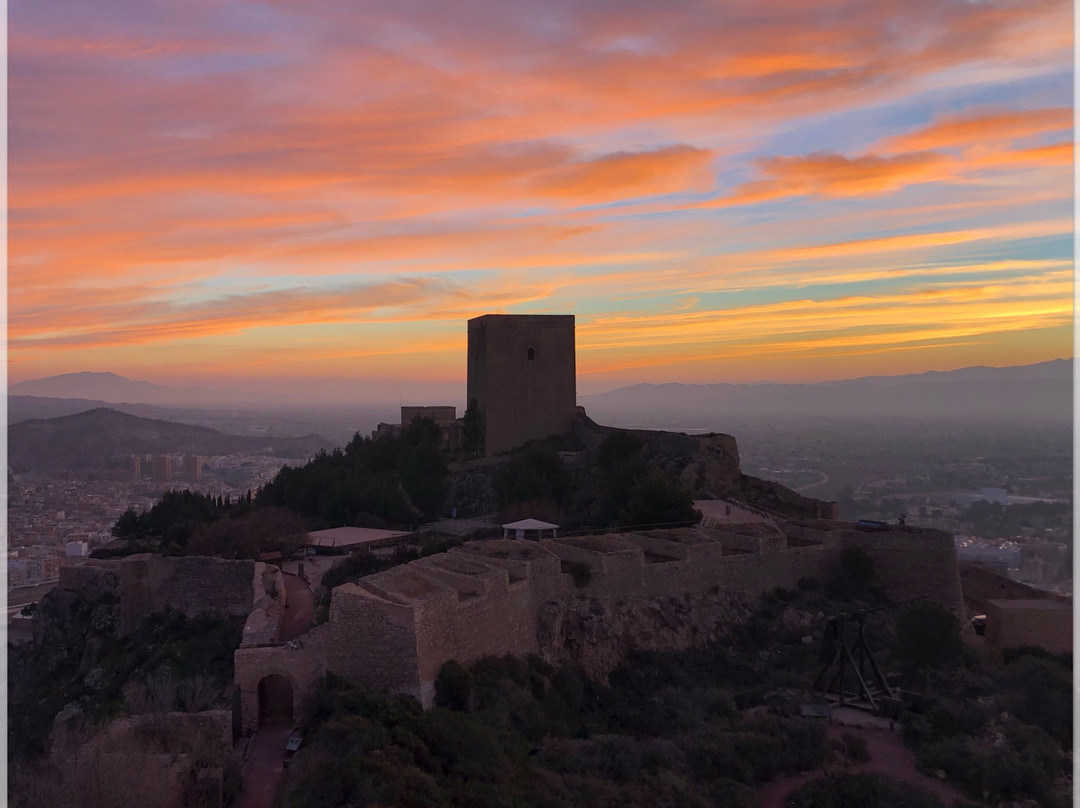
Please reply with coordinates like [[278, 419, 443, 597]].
[[279, 572, 314, 641], [236, 723, 292, 808], [233, 574, 312, 808], [758, 720, 970, 808]]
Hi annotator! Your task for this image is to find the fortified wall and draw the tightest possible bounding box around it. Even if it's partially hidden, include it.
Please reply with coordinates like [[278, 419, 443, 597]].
[[233, 520, 961, 731], [572, 409, 741, 493], [59, 554, 284, 635]]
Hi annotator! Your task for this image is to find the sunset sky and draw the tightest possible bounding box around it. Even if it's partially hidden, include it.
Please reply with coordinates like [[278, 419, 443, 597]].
[[8, 0, 1074, 402]]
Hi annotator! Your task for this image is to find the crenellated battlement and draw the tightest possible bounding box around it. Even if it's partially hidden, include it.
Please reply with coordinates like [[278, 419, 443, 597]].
[[234, 521, 962, 731]]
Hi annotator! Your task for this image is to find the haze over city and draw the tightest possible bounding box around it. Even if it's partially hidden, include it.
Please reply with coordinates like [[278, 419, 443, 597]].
[[9, 0, 1073, 401], [7, 4, 1075, 806]]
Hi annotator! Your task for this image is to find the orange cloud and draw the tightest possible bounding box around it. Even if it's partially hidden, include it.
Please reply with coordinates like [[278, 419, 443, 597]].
[[8, 0, 1073, 389], [881, 107, 1073, 153], [728, 151, 954, 203], [763, 217, 1072, 262], [531, 145, 713, 202], [966, 141, 1074, 170], [576, 273, 1074, 373]]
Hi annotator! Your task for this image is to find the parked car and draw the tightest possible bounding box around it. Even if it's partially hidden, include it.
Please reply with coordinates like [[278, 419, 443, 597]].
[[855, 519, 890, 532], [284, 731, 302, 767]]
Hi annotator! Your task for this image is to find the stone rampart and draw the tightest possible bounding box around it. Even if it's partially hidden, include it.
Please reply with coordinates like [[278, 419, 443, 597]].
[[843, 528, 964, 612], [59, 562, 120, 599], [117, 555, 273, 634], [234, 522, 963, 730], [571, 410, 741, 497], [985, 599, 1072, 654], [56, 555, 275, 637]]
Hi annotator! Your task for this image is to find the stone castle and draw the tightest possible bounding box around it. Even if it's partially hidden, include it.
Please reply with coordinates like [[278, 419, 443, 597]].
[[467, 314, 577, 455], [55, 314, 964, 736], [231, 313, 959, 729], [233, 520, 961, 732]]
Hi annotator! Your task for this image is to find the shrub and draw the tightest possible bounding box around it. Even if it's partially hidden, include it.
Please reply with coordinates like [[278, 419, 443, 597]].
[[619, 468, 701, 528], [893, 601, 962, 692], [434, 661, 472, 711], [568, 561, 592, 588], [786, 772, 943, 808], [915, 716, 1067, 806], [825, 546, 875, 601], [596, 431, 645, 470], [837, 731, 870, 763]]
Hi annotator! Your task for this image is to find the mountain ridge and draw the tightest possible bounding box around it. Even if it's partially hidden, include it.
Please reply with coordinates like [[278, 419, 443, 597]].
[[11, 358, 1071, 402], [579, 358, 1072, 426], [9, 372, 249, 406], [8, 407, 334, 473], [588, 358, 1071, 394]]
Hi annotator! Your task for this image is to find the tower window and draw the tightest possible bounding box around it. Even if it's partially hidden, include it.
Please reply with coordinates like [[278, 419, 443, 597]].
[[527, 347, 535, 361]]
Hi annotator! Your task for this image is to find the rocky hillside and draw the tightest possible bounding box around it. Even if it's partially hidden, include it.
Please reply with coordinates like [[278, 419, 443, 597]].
[[537, 590, 753, 678]]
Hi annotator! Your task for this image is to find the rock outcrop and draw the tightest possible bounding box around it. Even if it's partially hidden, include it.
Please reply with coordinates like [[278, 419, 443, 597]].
[[536, 589, 752, 678]]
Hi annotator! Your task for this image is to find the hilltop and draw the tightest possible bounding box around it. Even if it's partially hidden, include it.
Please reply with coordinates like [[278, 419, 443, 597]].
[[8, 408, 333, 473], [9, 371, 248, 406]]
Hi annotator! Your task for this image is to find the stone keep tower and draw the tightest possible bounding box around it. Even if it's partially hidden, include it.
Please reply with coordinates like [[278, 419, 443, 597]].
[[467, 314, 576, 455]]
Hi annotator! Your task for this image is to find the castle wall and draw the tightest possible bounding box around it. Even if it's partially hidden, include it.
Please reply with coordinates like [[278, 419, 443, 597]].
[[118, 555, 264, 633], [334, 583, 423, 691], [234, 583, 424, 731], [467, 314, 576, 455], [234, 524, 965, 724], [571, 410, 742, 498], [843, 529, 964, 612], [985, 599, 1072, 654], [234, 634, 329, 733], [59, 562, 119, 598]]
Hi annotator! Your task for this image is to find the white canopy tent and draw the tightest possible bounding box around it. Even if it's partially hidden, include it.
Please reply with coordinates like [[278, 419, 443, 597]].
[[501, 518, 559, 540]]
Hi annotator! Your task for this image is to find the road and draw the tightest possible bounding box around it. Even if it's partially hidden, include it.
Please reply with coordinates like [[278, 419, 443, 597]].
[[236, 724, 292, 808], [6, 581, 59, 617], [235, 572, 314, 808], [794, 471, 830, 495]]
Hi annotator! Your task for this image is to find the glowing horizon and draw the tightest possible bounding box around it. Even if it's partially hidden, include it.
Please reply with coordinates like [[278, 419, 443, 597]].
[[9, 0, 1074, 400]]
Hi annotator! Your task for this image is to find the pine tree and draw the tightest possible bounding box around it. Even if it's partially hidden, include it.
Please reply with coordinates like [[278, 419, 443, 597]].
[[462, 398, 484, 457]]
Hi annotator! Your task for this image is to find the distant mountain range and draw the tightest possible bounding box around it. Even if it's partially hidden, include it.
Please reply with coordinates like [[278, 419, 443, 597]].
[[8, 395, 190, 425], [8, 360, 1073, 439], [8, 408, 333, 473], [9, 371, 249, 406], [579, 359, 1073, 428]]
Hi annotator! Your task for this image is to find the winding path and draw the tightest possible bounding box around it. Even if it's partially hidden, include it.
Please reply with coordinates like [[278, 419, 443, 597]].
[[236, 724, 292, 808], [758, 714, 968, 808], [236, 571, 315, 808], [279, 572, 315, 641]]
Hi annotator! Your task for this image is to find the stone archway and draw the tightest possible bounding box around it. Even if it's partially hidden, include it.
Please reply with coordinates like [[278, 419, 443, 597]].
[[257, 673, 294, 727]]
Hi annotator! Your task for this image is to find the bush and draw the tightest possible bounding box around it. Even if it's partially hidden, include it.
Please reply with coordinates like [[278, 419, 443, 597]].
[[837, 731, 870, 763], [619, 468, 701, 528], [568, 561, 592, 588], [786, 772, 944, 808], [825, 546, 875, 601], [434, 661, 472, 711], [893, 601, 962, 691], [914, 716, 1067, 806], [999, 650, 1073, 748], [596, 431, 645, 470]]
